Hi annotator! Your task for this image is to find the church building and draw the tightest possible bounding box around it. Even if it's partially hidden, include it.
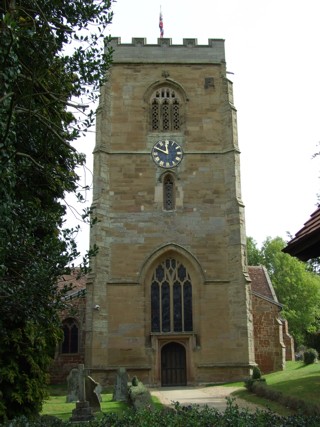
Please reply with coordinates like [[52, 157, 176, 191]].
[[82, 36, 257, 386], [50, 38, 295, 387]]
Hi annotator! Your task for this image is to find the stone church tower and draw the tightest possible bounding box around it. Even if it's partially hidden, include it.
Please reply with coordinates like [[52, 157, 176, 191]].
[[85, 37, 255, 386]]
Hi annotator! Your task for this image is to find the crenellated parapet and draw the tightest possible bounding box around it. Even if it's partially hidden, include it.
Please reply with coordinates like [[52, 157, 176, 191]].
[[107, 37, 225, 64]]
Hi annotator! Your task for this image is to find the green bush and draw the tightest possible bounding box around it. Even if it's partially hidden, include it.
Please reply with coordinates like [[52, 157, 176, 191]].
[[244, 365, 266, 391], [250, 381, 320, 416], [252, 366, 262, 379], [244, 377, 266, 392], [0, 415, 67, 426], [127, 380, 153, 410], [131, 376, 139, 386], [252, 381, 280, 401], [303, 348, 318, 365], [3, 401, 320, 426]]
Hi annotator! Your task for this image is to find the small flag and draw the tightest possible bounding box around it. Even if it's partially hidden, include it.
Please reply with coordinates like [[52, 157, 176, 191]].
[[159, 10, 164, 38]]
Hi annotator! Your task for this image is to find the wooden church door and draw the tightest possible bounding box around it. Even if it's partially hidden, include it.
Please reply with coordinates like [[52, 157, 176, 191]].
[[161, 342, 187, 386]]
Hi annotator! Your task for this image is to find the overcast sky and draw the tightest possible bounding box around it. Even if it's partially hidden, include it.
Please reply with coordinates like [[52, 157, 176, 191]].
[[69, 0, 320, 257]]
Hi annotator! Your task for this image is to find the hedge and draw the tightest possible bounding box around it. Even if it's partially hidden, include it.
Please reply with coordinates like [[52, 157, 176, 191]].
[[2, 399, 320, 427]]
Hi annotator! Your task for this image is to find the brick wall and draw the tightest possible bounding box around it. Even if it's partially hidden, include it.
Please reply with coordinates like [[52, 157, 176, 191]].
[[50, 275, 86, 384], [252, 294, 285, 373], [50, 353, 85, 384]]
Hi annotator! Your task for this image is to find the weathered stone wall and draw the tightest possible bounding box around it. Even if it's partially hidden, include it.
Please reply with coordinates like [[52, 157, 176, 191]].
[[85, 38, 255, 385]]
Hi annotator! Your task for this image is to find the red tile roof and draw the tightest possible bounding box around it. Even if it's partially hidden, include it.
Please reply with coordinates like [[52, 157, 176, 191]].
[[283, 206, 320, 261], [58, 268, 86, 300], [248, 266, 281, 306]]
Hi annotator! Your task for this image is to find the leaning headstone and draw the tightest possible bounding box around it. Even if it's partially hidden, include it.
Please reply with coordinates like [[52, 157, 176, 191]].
[[113, 367, 129, 401], [66, 368, 79, 403], [95, 383, 102, 402], [85, 376, 101, 412]]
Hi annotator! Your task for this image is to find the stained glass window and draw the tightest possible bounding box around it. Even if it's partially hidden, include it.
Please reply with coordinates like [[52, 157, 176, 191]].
[[173, 282, 182, 332], [162, 282, 170, 332], [150, 259, 193, 333], [156, 265, 164, 282], [184, 281, 193, 332]]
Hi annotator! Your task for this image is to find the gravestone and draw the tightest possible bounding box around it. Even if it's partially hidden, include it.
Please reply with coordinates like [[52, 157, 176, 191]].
[[113, 367, 129, 401], [70, 364, 94, 422], [66, 368, 79, 403], [85, 376, 101, 412]]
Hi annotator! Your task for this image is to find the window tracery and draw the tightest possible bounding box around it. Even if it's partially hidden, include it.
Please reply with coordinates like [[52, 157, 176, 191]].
[[151, 259, 193, 333], [61, 318, 79, 354], [150, 87, 181, 131]]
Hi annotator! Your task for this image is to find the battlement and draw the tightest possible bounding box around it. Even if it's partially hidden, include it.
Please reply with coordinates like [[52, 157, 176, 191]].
[[107, 37, 225, 64]]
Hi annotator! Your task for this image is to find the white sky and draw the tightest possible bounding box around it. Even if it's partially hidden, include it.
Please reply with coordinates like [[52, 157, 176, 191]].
[[69, 0, 320, 258]]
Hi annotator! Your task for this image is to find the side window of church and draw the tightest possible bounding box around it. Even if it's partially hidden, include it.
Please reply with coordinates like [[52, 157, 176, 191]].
[[151, 259, 193, 333], [151, 88, 181, 131], [163, 173, 175, 211], [61, 318, 79, 354]]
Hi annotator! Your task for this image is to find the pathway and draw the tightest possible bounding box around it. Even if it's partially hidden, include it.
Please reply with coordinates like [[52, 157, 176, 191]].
[[151, 385, 263, 412]]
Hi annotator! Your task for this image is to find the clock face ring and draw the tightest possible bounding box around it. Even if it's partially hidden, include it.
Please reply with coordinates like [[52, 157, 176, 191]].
[[151, 140, 183, 168]]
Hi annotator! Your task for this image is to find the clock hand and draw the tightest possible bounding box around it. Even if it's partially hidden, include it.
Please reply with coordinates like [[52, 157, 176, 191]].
[[155, 147, 168, 154], [155, 141, 169, 155], [164, 140, 169, 154]]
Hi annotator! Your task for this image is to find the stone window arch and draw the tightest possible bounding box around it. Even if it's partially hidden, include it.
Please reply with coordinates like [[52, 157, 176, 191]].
[[151, 258, 193, 333], [61, 318, 79, 354], [163, 173, 175, 211], [150, 87, 181, 131]]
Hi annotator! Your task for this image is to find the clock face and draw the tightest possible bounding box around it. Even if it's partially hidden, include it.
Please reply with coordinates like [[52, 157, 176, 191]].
[[151, 140, 183, 168]]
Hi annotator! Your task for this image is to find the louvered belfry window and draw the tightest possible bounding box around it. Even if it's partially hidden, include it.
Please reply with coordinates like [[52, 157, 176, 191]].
[[151, 259, 193, 333], [151, 88, 181, 131]]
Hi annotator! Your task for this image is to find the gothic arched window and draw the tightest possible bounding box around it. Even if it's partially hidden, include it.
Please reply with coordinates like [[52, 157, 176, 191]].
[[163, 174, 175, 211], [151, 259, 193, 333], [61, 318, 79, 354], [150, 88, 181, 132]]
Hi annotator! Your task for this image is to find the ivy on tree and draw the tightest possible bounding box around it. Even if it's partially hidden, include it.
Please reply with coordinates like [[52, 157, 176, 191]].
[[0, 0, 113, 420]]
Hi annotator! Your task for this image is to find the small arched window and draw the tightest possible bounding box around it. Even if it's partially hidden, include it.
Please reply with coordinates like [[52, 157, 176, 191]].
[[150, 87, 181, 132], [61, 318, 79, 354], [163, 174, 175, 211]]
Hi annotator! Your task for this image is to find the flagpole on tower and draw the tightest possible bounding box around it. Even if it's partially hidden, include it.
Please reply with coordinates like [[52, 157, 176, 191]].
[[159, 6, 164, 38]]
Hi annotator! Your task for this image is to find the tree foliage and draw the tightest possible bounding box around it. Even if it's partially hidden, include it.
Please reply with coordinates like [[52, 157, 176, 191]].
[[0, 0, 113, 420], [247, 236, 264, 266], [247, 236, 320, 346]]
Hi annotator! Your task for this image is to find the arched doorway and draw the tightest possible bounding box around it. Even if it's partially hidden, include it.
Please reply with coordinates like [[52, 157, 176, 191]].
[[161, 342, 187, 386]]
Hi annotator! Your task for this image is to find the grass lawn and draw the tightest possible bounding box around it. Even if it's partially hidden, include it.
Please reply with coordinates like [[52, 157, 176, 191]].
[[43, 362, 319, 419], [229, 361, 320, 415], [42, 387, 162, 421], [42, 392, 128, 421]]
